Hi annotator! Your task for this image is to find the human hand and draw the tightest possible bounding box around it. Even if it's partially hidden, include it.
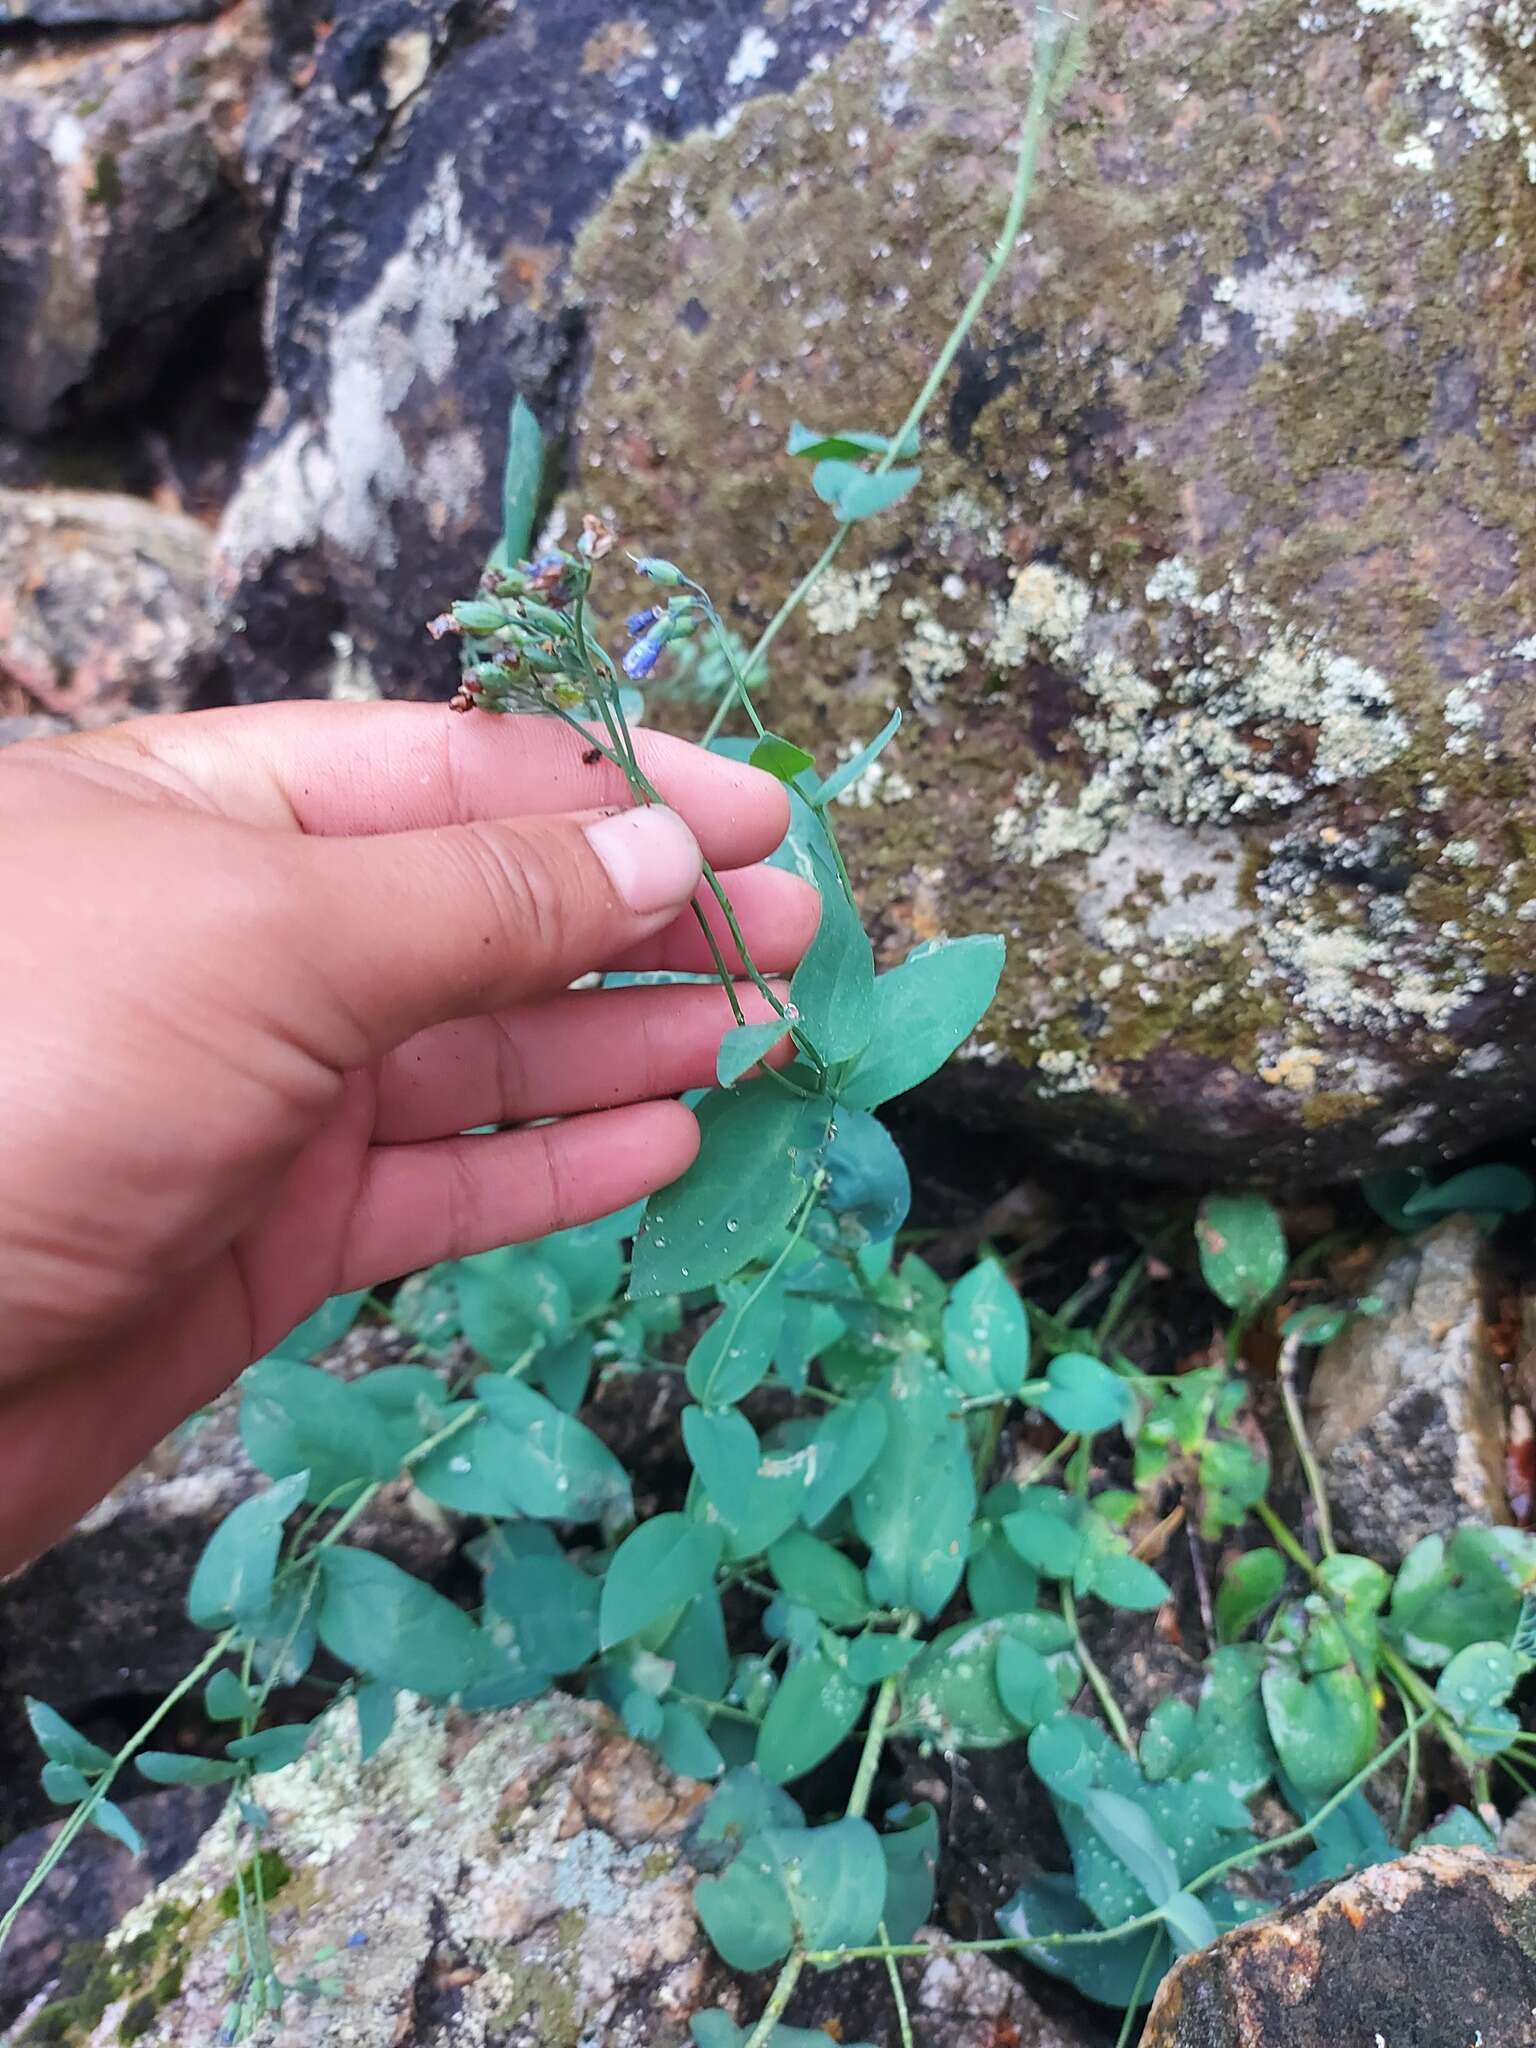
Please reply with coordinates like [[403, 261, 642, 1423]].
[[0, 703, 817, 1568]]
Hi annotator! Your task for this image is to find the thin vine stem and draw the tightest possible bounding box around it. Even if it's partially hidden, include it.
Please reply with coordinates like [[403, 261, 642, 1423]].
[[801, 1709, 1433, 1969], [1115, 1937, 1161, 2048], [880, 1921, 915, 2048], [1275, 1332, 1336, 1556], [743, 1611, 920, 2048], [0, 1629, 235, 1949], [704, 0, 1070, 745], [1062, 1585, 1135, 1755]]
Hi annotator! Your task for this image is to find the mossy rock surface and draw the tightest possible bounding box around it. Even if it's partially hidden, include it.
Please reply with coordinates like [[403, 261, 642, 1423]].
[[4, 1693, 1081, 2048], [216, 0, 1536, 1178]]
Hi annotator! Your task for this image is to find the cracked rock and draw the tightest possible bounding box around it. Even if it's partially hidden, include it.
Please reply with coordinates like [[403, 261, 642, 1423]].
[[1306, 1217, 1509, 1564]]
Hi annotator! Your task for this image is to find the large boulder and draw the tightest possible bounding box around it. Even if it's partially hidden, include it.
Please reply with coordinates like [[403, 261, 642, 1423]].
[[1141, 1846, 1536, 2047], [215, 0, 1536, 1179], [0, 3, 267, 434]]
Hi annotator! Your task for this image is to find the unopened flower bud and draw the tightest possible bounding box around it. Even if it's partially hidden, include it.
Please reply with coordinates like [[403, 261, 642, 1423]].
[[634, 557, 686, 586], [452, 600, 508, 634]]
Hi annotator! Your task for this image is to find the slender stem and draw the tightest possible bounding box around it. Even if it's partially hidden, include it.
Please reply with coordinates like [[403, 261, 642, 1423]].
[[1187, 1711, 1432, 1897], [742, 1955, 806, 2048], [1275, 1334, 1335, 1556], [1393, 1675, 1420, 1845], [880, 1921, 916, 2048], [698, 1188, 823, 1395], [1095, 1253, 1147, 1354], [848, 1613, 921, 1819], [0, 1629, 234, 1953], [1114, 1936, 1161, 2048], [800, 1710, 1433, 1968], [1254, 1500, 1313, 1577], [710, 1, 1067, 742], [1019, 1432, 1079, 1486], [1062, 1586, 1135, 1755]]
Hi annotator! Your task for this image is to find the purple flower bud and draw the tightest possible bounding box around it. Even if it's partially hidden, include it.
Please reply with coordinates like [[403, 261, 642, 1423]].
[[626, 608, 661, 637], [623, 637, 662, 680]]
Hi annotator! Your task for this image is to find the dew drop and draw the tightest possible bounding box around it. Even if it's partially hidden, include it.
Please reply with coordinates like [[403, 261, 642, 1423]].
[[726, 1219, 740, 1234], [448, 1455, 472, 1475]]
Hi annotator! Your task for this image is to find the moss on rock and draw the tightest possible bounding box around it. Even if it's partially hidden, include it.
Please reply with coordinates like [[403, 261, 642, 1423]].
[[558, 0, 1536, 1179]]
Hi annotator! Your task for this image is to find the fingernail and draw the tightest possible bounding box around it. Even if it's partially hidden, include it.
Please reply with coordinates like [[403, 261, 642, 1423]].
[[585, 805, 703, 915]]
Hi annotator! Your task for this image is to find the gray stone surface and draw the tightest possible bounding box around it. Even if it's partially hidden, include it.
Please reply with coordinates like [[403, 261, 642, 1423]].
[[1307, 1217, 1508, 1564], [0, 488, 215, 724], [0, 4, 266, 433], [0, 1784, 225, 2030]]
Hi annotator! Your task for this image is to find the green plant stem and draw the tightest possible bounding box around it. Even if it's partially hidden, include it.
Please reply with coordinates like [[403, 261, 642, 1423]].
[[802, 1708, 1432, 1968], [1254, 1499, 1315, 1576], [1392, 1675, 1420, 1844], [1114, 1937, 1161, 2048], [0, 1629, 235, 1953], [1062, 1586, 1135, 1755], [705, 0, 1065, 743], [1095, 1253, 1147, 1354], [742, 1955, 807, 2048], [880, 1921, 915, 2048], [1275, 1333, 1335, 1556], [848, 1613, 920, 1819], [1020, 1432, 1079, 1486], [743, 1613, 920, 2048]]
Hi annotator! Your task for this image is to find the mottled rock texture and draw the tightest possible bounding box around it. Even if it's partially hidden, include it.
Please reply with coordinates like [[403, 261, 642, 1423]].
[[0, 3, 267, 433], [213, 0, 1536, 1178], [1141, 1846, 1536, 2047], [1307, 1216, 1509, 1562], [0, 1322, 457, 1708], [1, 4, 226, 25], [7, 1691, 1082, 2048], [0, 1785, 225, 2030], [0, 488, 214, 723]]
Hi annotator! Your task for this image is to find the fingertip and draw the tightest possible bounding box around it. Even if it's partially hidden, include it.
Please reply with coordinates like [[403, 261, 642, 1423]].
[[632, 728, 793, 866]]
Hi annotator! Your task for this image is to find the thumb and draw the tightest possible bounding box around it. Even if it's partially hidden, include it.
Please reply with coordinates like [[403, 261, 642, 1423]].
[[291, 803, 704, 1058]]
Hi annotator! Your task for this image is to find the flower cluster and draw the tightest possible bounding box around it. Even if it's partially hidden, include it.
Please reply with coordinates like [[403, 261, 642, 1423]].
[[431, 515, 616, 716]]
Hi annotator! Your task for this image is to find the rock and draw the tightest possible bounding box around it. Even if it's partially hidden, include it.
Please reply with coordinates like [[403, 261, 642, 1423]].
[[7, 1692, 1082, 2048], [215, 0, 1536, 1176], [211, 0, 920, 707], [2, 4, 227, 25], [0, 488, 216, 723], [1141, 1846, 1536, 2047], [17, 1695, 719, 2048], [0, 712, 67, 746], [0, 1784, 225, 2030], [786, 1938, 1093, 2048], [0, 4, 266, 434], [0, 1322, 458, 1710], [1306, 1217, 1508, 1564]]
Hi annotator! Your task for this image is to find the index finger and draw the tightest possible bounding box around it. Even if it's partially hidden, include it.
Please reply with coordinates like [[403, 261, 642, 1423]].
[[76, 700, 792, 870]]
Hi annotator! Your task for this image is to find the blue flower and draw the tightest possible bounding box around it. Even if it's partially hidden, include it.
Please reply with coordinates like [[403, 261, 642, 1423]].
[[626, 608, 661, 637], [623, 636, 662, 680]]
